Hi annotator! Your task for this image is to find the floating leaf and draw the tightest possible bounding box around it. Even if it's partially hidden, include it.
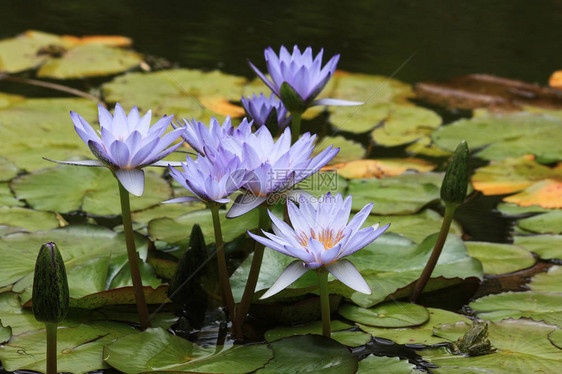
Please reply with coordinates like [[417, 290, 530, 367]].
[[496, 202, 553, 216], [0, 206, 59, 232], [470, 291, 562, 327], [549, 328, 562, 349], [256, 335, 357, 374], [425, 319, 562, 374], [348, 172, 444, 214], [339, 302, 429, 327], [372, 105, 442, 146], [0, 184, 24, 207], [0, 324, 10, 344], [12, 166, 171, 216], [529, 266, 562, 293], [513, 234, 562, 260], [517, 210, 562, 234], [264, 320, 370, 347], [432, 113, 562, 163], [315, 136, 365, 164], [465, 242, 535, 275], [131, 201, 204, 225], [329, 158, 435, 179], [0, 30, 67, 73], [357, 355, 418, 374], [0, 97, 97, 171], [37, 44, 142, 79], [357, 307, 471, 345], [104, 327, 272, 373], [0, 157, 19, 182], [504, 179, 562, 209]]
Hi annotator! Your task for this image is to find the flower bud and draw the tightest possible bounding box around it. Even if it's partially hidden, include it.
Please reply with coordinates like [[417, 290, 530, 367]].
[[32, 242, 69, 323], [280, 82, 307, 113], [440, 140, 469, 206]]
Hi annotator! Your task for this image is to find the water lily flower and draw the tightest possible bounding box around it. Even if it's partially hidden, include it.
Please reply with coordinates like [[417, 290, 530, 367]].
[[248, 45, 362, 113], [47, 103, 185, 196], [249, 193, 390, 299], [164, 146, 248, 205], [241, 93, 291, 132]]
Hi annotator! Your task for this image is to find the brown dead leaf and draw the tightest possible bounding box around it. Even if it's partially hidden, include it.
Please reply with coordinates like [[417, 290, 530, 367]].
[[327, 158, 435, 179], [61, 35, 133, 47], [199, 96, 245, 117], [504, 179, 562, 208], [549, 71, 562, 89]]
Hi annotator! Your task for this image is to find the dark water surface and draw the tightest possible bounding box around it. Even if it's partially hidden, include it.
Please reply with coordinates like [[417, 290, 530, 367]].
[[2, 0, 561, 85]]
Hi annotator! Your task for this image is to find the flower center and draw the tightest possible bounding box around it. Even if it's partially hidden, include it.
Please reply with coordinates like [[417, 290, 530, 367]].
[[298, 228, 344, 250]]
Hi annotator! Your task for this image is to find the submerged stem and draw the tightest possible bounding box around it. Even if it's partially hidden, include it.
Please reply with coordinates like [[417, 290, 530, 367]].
[[290, 112, 302, 144], [233, 205, 271, 338], [317, 269, 331, 337], [209, 203, 235, 315], [118, 181, 151, 330], [410, 203, 457, 303], [45, 322, 57, 374]]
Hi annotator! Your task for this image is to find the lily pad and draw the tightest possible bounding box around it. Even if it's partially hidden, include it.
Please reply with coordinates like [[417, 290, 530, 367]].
[[148, 208, 259, 244], [0, 97, 98, 171], [496, 202, 553, 216], [470, 291, 562, 327], [0, 206, 59, 232], [131, 201, 205, 225], [529, 266, 562, 293], [330, 158, 435, 180], [0, 184, 24, 207], [0, 30, 67, 73], [103, 327, 272, 373], [504, 179, 562, 209], [357, 355, 418, 374], [0, 157, 19, 181], [464, 242, 535, 275], [37, 44, 141, 79], [517, 210, 562, 234], [424, 319, 562, 374], [256, 335, 357, 374], [513, 234, 562, 261], [264, 320, 370, 347], [102, 69, 247, 121], [348, 172, 444, 215], [339, 302, 429, 327], [315, 136, 365, 164], [357, 307, 471, 345], [365, 209, 463, 244], [549, 328, 562, 349], [12, 166, 172, 216], [432, 113, 562, 163]]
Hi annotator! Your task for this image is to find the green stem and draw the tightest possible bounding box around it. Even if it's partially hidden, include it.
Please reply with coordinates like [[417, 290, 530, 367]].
[[410, 203, 457, 303], [46, 322, 57, 374], [232, 205, 271, 338], [317, 269, 331, 337], [118, 181, 151, 330], [290, 112, 302, 144], [209, 203, 235, 315]]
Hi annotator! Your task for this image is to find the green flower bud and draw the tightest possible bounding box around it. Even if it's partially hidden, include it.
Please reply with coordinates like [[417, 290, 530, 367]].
[[32, 242, 69, 323], [440, 140, 469, 206], [280, 82, 307, 114]]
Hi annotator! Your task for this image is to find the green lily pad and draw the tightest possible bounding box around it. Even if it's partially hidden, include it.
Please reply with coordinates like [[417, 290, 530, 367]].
[[0, 97, 98, 171], [517, 210, 562, 234], [12, 166, 172, 216], [432, 113, 562, 163], [529, 266, 562, 293], [131, 201, 205, 225], [406, 136, 452, 157], [0, 324, 10, 344], [339, 302, 429, 327], [37, 44, 141, 79], [264, 320, 370, 347], [465, 242, 535, 275], [102, 69, 247, 122], [256, 335, 357, 374], [513, 234, 562, 260], [104, 327, 272, 373], [148, 208, 259, 244], [315, 136, 365, 164], [357, 307, 471, 345], [549, 328, 562, 349], [0, 184, 24, 207], [348, 172, 444, 215], [365, 209, 463, 244], [372, 105, 442, 147], [357, 355, 418, 374], [470, 291, 562, 327], [0, 30, 67, 73], [0, 206, 59, 231], [496, 202, 553, 216], [425, 319, 562, 374], [0, 157, 19, 181]]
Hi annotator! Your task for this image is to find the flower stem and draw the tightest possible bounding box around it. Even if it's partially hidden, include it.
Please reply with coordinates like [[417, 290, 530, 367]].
[[290, 112, 302, 144], [410, 203, 457, 303], [232, 205, 271, 338], [317, 269, 331, 337], [209, 203, 235, 316], [118, 181, 151, 330], [45, 322, 57, 374]]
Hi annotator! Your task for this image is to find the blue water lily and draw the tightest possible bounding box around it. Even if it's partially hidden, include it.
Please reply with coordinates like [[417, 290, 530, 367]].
[[241, 93, 291, 132]]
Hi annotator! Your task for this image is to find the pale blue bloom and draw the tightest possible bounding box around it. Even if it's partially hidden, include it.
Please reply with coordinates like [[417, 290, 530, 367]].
[[241, 93, 291, 131], [47, 103, 185, 196], [249, 193, 390, 299]]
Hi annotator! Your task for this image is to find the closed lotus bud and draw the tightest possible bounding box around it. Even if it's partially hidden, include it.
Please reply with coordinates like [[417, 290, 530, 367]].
[[32, 242, 69, 323], [440, 140, 469, 206], [280, 82, 307, 113]]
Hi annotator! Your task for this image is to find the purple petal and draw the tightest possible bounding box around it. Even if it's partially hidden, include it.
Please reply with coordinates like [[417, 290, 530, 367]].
[[97, 104, 113, 128], [148, 161, 184, 167], [326, 259, 371, 294], [88, 140, 118, 168], [162, 196, 200, 204], [248, 59, 280, 96], [312, 98, 364, 107], [248, 231, 296, 258], [109, 140, 131, 168], [114, 168, 145, 196], [226, 193, 267, 218], [42, 158, 105, 167], [260, 260, 308, 299]]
